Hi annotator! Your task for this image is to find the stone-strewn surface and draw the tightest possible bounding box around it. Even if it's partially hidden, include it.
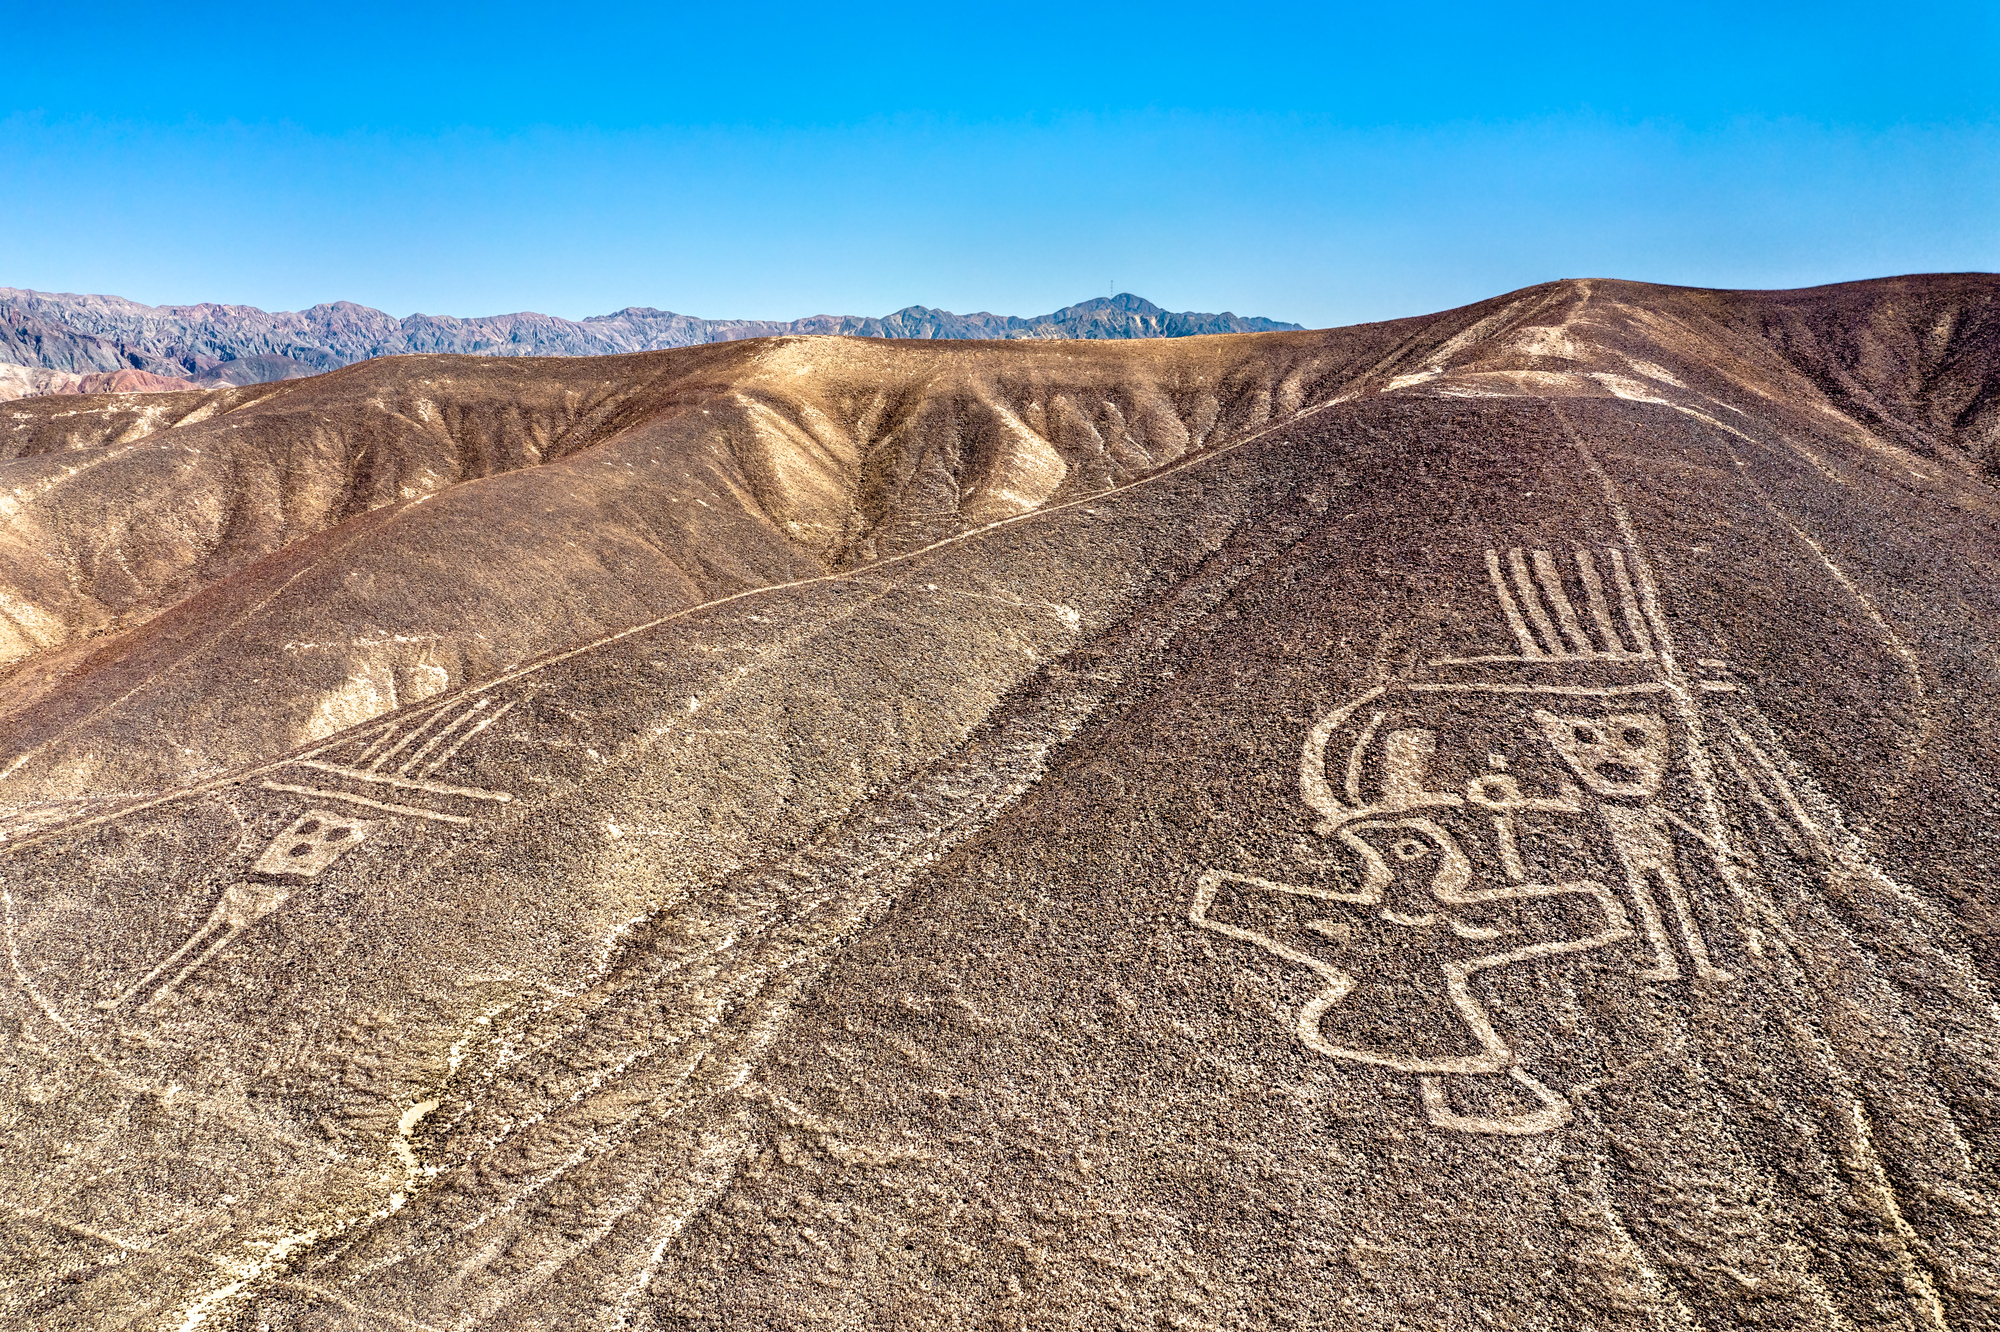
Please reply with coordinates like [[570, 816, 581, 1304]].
[[2, 275, 1999, 1330]]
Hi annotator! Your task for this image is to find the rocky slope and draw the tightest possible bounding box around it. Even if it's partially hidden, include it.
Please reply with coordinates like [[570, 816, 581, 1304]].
[[2, 274, 1999, 1330], [0, 288, 1302, 396]]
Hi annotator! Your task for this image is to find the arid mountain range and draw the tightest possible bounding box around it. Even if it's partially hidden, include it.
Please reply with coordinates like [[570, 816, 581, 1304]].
[[0, 288, 1301, 397], [3, 273, 1999, 1329]]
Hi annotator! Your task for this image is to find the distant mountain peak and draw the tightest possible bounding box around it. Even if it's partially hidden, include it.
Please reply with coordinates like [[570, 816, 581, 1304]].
[[1061, 293, 1166, 315], [0, 287, 1305, 393]]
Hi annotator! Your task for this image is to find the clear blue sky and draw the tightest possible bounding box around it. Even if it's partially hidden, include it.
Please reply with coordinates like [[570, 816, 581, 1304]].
[[3, 2, 1995, 327]]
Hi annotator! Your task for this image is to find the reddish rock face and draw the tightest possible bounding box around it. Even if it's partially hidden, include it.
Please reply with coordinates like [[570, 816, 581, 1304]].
[[2, 275, 1998, 1330], [0, 365, 197, 400], [53, 369, 191, 395]]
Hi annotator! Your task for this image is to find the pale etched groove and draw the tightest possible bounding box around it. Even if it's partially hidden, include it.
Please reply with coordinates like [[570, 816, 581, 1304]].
[[269, 485, 1322, 1327]]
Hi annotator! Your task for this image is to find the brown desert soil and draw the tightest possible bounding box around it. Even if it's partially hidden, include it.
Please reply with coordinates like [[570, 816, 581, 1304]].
[[2, 275, 1999, 1329]]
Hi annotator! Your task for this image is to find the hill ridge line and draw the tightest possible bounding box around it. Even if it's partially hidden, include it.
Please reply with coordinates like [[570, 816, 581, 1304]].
[[0, 382, 1349, 852], [0, 287, 1304, 394]]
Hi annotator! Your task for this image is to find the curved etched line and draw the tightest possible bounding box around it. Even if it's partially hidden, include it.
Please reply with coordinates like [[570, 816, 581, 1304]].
[[1299, 685, 1387, 825]]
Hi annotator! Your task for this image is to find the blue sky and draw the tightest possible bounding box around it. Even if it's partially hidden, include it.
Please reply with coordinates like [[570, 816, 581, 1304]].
[[3, 2, 1994, 327]]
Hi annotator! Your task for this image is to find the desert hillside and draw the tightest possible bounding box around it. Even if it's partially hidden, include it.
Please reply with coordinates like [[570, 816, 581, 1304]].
[[2, 274, 1999, 1330]]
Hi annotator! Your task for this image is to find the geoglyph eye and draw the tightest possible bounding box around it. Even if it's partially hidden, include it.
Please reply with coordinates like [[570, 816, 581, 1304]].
[[1392, 837, 1428, 862], [252, 809, 378, 879]]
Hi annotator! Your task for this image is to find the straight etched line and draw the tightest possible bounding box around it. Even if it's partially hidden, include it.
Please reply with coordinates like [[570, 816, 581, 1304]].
[[1486, 549, 1543, 657], [400, 700, 489, 775], [1428, 654, 1551, 666], [1575, 549, 1629, 656], [100, 920, 222, 1011], [351, 720, 406, 768], [368, 700, 464, 773], [1606, 547, 1655, 657], [422, 699, 522, 777], [1549, 401, 1750, 981], [293, 762, 511, 803], [1532, 549, 1595, 656], [260, 782, 475, 825], [1404, 681, 1670, 696], [1507, 548, 1564, 656], [1726, 729, 1823, 840], [140, 925, 242, 1011], [1528, 548, 1592, 656]]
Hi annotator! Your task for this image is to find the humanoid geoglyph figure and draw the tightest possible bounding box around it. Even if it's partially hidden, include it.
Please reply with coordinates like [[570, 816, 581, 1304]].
[[1193, 545, 1786, 1133]]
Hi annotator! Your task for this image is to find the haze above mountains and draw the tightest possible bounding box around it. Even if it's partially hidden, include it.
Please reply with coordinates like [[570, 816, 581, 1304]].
[[4, 272, 2000, 1329], [0, 287, 1301, 400]]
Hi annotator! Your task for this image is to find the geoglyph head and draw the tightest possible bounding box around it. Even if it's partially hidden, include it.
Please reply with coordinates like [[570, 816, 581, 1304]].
[[1531, 709, 1668, 798]]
